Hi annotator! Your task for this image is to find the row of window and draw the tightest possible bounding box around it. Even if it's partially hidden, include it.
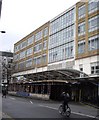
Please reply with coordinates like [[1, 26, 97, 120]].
[[78, 35, 99, 54], [15, 54, 47, 70], [50, 9, 75, 35], [78, 15, 99, 36], [79, 62, 99, 75], [34, 41, 47, 53], [14, 27, 48, 53], [49, 41, 74, 63], [49, 25, 74, 49], [78, 1, 99, 19]]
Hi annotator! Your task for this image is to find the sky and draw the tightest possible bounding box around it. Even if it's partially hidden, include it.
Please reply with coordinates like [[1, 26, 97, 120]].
[[0, 0, 80, 52]]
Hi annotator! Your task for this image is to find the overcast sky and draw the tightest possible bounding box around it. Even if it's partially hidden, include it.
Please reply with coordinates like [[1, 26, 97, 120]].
[[0, 0, 80, 52]]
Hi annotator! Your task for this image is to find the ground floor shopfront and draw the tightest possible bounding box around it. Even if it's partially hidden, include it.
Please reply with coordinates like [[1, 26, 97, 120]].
[[10, 69, 99, 107], [8, 78, 99, 107]]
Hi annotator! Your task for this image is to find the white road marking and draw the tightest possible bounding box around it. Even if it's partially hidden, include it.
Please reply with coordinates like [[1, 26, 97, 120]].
[[30, 101, 33, 104], [38, 104, 96, 118], [9, 97, 15, 100]]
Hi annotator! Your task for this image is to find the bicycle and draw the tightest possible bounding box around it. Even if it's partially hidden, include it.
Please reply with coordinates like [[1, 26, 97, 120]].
[[58, 104, 71, 117]]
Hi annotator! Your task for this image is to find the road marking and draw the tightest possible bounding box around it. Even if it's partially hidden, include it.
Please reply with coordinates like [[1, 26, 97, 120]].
[[30, 101, 33, 104], [9, 97, 15, 100], [38, 104, 96, 118]]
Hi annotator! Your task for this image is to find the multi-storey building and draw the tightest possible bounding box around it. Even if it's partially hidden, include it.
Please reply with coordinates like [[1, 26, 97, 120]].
[[13, 22, 49, 74], [10, 0, 99, 105], [0, 51, 13, 91], [48, 5, 75, 70], [75, 0, 99, 76]]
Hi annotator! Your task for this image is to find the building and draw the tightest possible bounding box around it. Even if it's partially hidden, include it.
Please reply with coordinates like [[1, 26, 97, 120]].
[[0, 0, 2, 17], [10, 0, 99, 105], [0, 51, 13, 91]]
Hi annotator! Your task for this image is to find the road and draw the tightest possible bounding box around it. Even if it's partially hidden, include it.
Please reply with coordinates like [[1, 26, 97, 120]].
[[2, 95, 98, 119]]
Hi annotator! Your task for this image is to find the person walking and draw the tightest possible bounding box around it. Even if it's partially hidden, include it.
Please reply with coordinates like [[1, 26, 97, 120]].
[[2, 88, 7, 98]]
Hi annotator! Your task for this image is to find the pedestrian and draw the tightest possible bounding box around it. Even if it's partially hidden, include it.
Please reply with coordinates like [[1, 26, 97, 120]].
[[2, 89, 7, 98]]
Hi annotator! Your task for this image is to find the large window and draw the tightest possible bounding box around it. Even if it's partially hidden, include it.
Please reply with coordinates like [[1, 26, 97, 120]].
[[19, 51, 26, 59], [50, 8, 75, 35], [78, 22, 85, 36], [49, 25, 74, 49], [34, 43, 42, 53], [26, 58, 32, 68], [35, 31, 43, 42], [33, 56, 42, 66], [27, 35, 34, 46], [78, 40, 85, 54], [78, 5, 86, 19], [88, 35, 99, 51], [19, 61, 25, 70], [43, 27, 48, 37], [49, 41, 74, 63], [26, 48, 33, 57], [88, 1, 99, 14], [43, 41, 47, 50], [20, 41, 27, 49], [14, 54, 19, 61], [91, 62, 99, 74], [88, 15, 99, 32]]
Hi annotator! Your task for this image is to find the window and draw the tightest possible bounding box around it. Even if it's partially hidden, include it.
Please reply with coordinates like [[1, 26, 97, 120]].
[[91, 62, 99, 74], [78, 22, 85, 36], [78, 40, 85, 54], [43, 27, 48, 37], [88, 35, 99, 51], [78, 5, 86, 19], [27, 35, 34, 46], [79, 64, 83, 71], [88, 15, 99, 32], [26, 58, 32, 68], [88, 1, 99, 14], [20, 41, 27, 49], [42, 54, 47, 64], [50, 9, 75, 35], [19, 51, 26, 59], [35, 31, 42, 41], [34, 43, 42, 53], [19, 61, 25, 70], [14, 54, 19, 61], [43, 41, 47, 50], [26, 48, 33, 57]]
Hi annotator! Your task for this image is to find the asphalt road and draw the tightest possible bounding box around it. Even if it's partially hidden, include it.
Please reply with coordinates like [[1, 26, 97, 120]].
[[2, 95, 98, 119]]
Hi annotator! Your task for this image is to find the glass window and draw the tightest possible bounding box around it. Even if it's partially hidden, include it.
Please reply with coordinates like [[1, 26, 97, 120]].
[[19, 51, 26, 59], [78, 22, 85, 36], [91, 62, 99, 74], [43, 41, 47, 50], [88, 35, 99, 51], [88, 15, 99, 32], [27, 35, 34, 46], [79, 64, 83, 71], [26, 48, 33, 57], [35, 31, 42, 41], [78, 5, 86, 19], [78, 40, 85, 54], [26, 58, 32, 68], [20, 41, 27, 49], [19, 61, 25, 70], [43, 27, 48, 37], [34, 43, 42, 53], [88, 1, 99, 14]]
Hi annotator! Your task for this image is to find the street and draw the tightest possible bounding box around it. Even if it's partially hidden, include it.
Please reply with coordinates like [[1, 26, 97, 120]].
[[2, 95, 98, 119]]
